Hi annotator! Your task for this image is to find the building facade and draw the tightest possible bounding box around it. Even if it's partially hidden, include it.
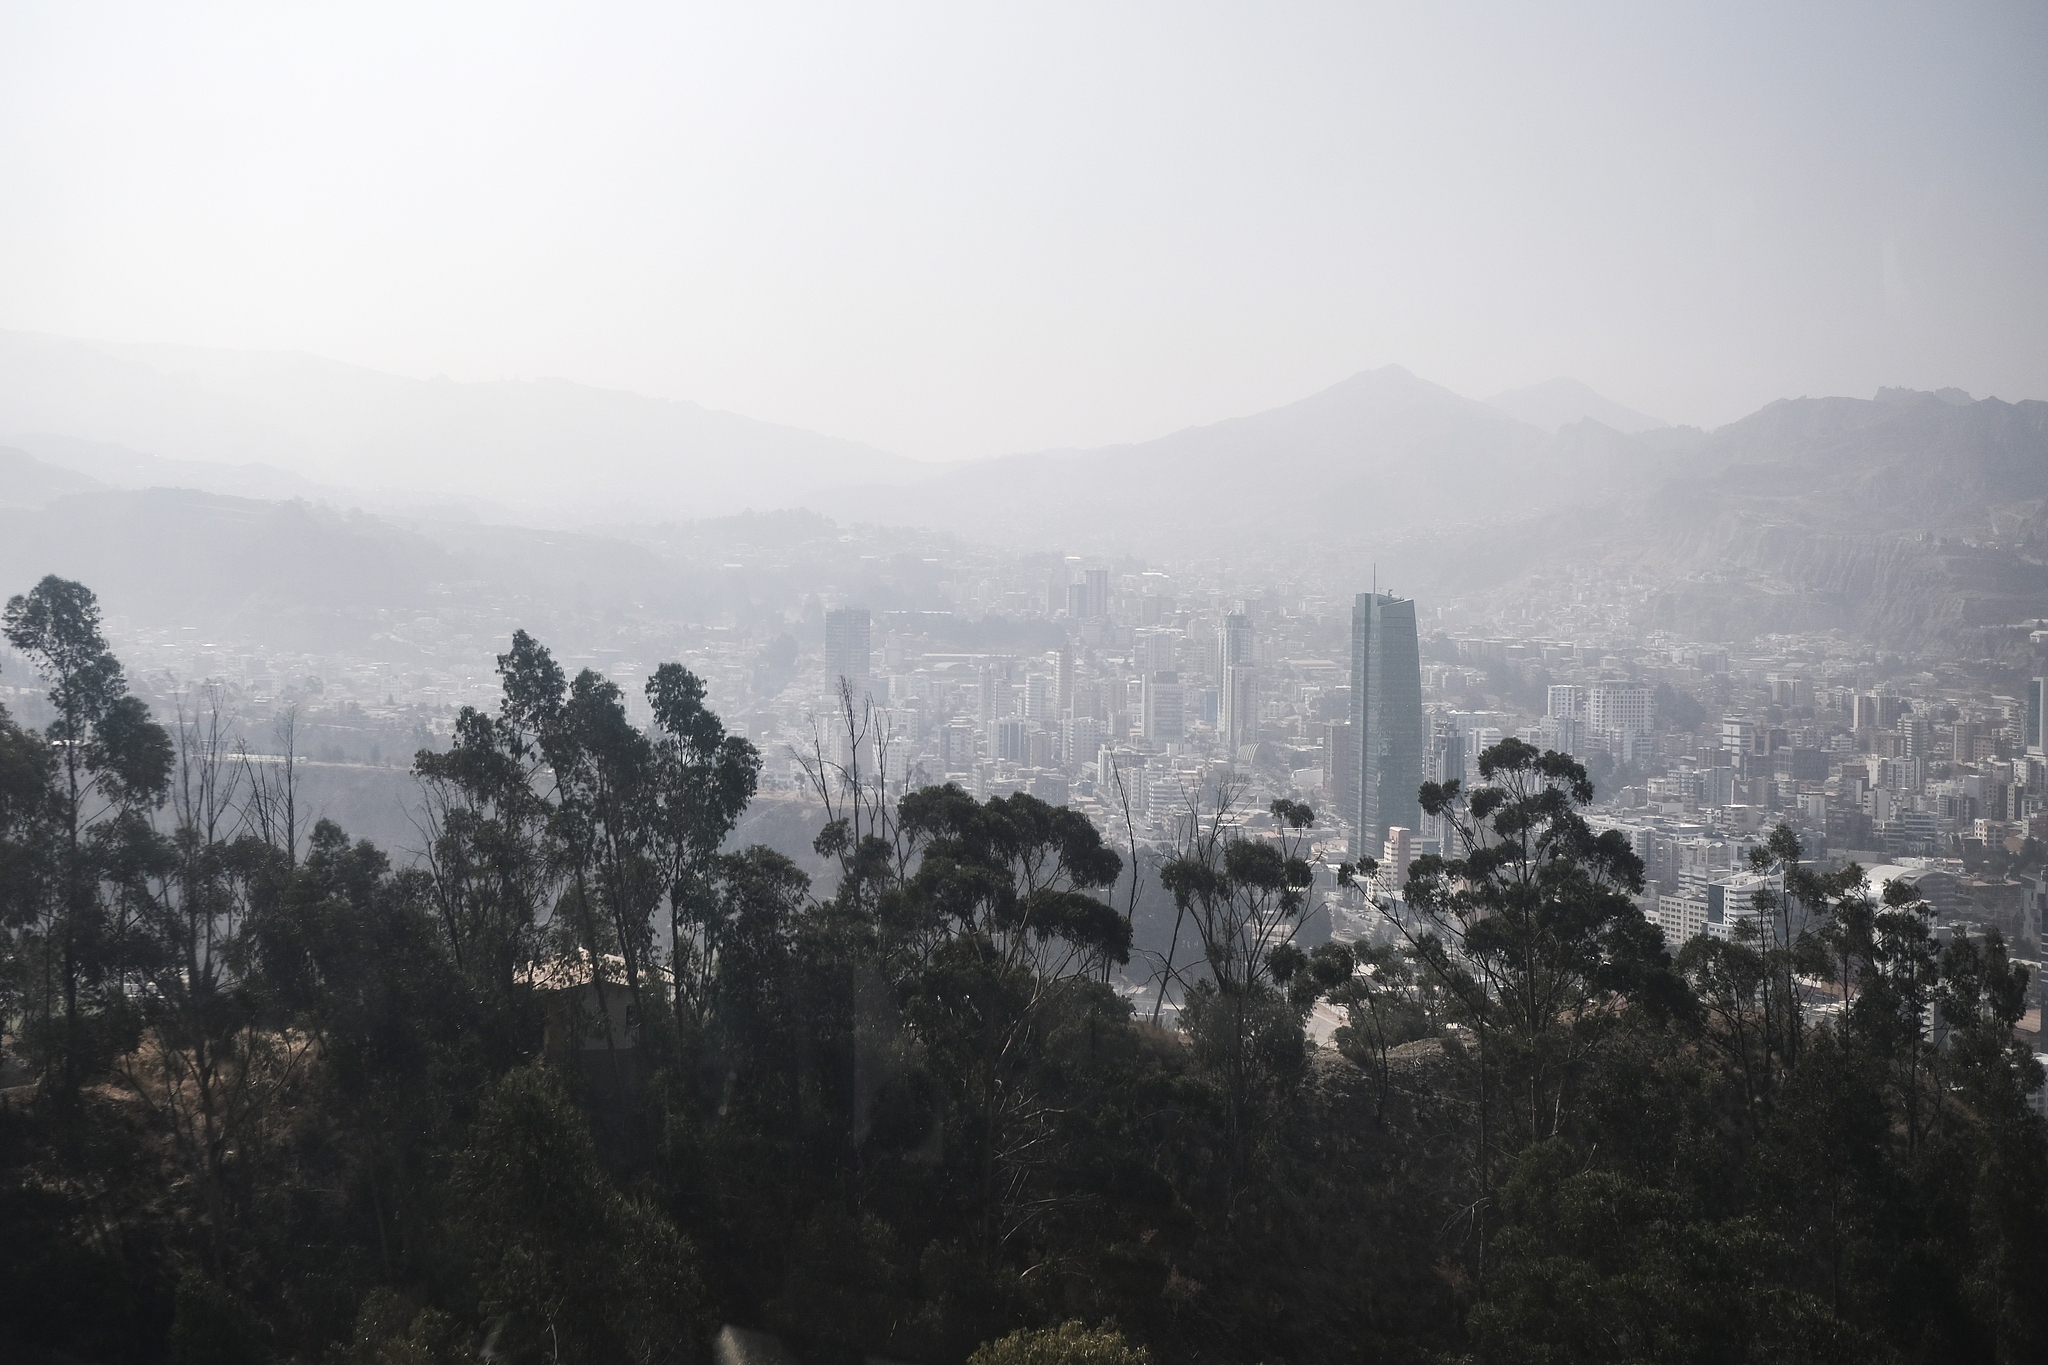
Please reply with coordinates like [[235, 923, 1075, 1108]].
[[1222, 664, 1258, 753], [1351, 592, 1424, 856], [824, 608, 871, 686], [1142, 671, 1184, 746]]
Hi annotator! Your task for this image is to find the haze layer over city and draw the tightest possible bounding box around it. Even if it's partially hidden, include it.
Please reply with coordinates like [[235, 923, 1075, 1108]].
[[2, 6, 2046, 1365]]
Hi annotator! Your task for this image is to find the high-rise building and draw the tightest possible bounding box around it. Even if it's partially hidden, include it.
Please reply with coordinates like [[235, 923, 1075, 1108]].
[[1142, 671, 1184, 746], [1083, 568, 1111, 621], [1952, 719, 1981, 764], [939, 722, 978, 772], [1351, 592, 1424, 855], [1322, 720, 1354, 808], [2027, 678, 2045, 757], [1535, 713, 1583, 757], [1428, 721, 1467, 788], [1023, 672, 1053, 723], [1221, 612, 1254, 670], [1590, 683, 1654, 736], [1546, 684, 1583, 719], [833, 726, 874, 778], [1136, 629, 1178, 675], [1420, 720, 1466, 855], [1221, 665, 1258, 753], [991, 717, 1029, 764], [1218, 612, 1256, 754], [823, 608, 871, 686], [1061, 715, 1102, 773]]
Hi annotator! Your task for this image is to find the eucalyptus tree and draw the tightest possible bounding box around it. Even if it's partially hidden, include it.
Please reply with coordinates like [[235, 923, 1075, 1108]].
[[414, 631, 563, 999], [1156, 788, 1334, 1168], [532, 650, 764, 1066], [549, 666, 664, 1056], [101, 688, 294, 1271], [1385, 739, 1662, 1141], [418, 632, 660, 1084], [1677, 825, 1854, 1134], [0, 702, 55, 1044], [2, 575, 171, 1101], [419, 632, 768, 1076], [646, 660, 761, 1040], [883, 783, 1127, 1258], [1934, 925, 2038, 1134], [1364, 738, 1667, 1279], [1826, 871, 1951, 1153], [790, 677, 901, 919]]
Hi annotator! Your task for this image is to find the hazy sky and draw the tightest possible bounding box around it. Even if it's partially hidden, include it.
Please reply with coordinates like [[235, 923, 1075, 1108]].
[[2, 1, 2043, 460]]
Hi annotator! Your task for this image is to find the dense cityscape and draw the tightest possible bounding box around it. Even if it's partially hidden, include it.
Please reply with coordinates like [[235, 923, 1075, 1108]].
[[19, 546, 2038, 986]]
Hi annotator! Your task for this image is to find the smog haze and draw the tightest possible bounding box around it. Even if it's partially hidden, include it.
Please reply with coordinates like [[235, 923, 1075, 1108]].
[[2, 1, 2043, 467]]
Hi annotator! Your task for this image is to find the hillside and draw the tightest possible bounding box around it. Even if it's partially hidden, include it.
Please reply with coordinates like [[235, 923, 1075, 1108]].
[[807, 365, 1555, 553], [0, 445, 101, 509], [1466, 388, 2048, 650], [0, 330, 934, 524]]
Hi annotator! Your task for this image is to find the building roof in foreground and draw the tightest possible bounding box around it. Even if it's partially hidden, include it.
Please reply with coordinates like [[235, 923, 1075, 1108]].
[[516, 948, 673, 993]]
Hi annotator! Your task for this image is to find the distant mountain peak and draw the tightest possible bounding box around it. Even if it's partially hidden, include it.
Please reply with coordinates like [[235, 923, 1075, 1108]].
[[1486, 377, 1668, 435], [1875, 385, 1974, 406]]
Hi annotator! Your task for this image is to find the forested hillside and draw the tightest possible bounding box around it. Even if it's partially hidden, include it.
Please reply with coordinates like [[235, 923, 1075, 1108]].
[[1, 576, 2043, 1365]]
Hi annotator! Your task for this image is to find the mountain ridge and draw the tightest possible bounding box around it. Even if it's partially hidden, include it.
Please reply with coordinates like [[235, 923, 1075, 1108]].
[[1487, 376, 1668, 434], [4, 333, 2038, 651], [0, 330, 935, 524]]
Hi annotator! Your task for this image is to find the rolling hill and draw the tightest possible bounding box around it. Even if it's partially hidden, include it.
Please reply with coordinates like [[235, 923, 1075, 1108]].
[[0, 330, 934, 523]]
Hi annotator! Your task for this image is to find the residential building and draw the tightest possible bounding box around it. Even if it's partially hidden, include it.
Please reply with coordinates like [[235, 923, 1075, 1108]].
[[824, 608, 871, 687], [1590, 683, 1654, 735], [1142, 672, 1184, 746]]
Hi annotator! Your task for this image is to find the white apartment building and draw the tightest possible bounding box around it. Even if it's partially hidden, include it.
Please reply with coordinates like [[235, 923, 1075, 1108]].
[[1590, 683, 1655, 736]]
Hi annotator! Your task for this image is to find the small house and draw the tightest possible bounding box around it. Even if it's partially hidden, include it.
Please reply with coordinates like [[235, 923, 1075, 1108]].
[[517, 949, 670, 1091]]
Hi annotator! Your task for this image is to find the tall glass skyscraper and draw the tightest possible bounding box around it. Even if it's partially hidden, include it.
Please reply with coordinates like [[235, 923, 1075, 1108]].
[[1350, 592, 1424, 856]]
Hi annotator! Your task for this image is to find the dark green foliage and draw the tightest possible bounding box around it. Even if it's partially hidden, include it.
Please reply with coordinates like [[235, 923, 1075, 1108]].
[[968, 1320, 1151, 1365], [456, 1067, 700, 1363], [1470, 1140, 1863, 1365], [1, 603, 2043, 1365]]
